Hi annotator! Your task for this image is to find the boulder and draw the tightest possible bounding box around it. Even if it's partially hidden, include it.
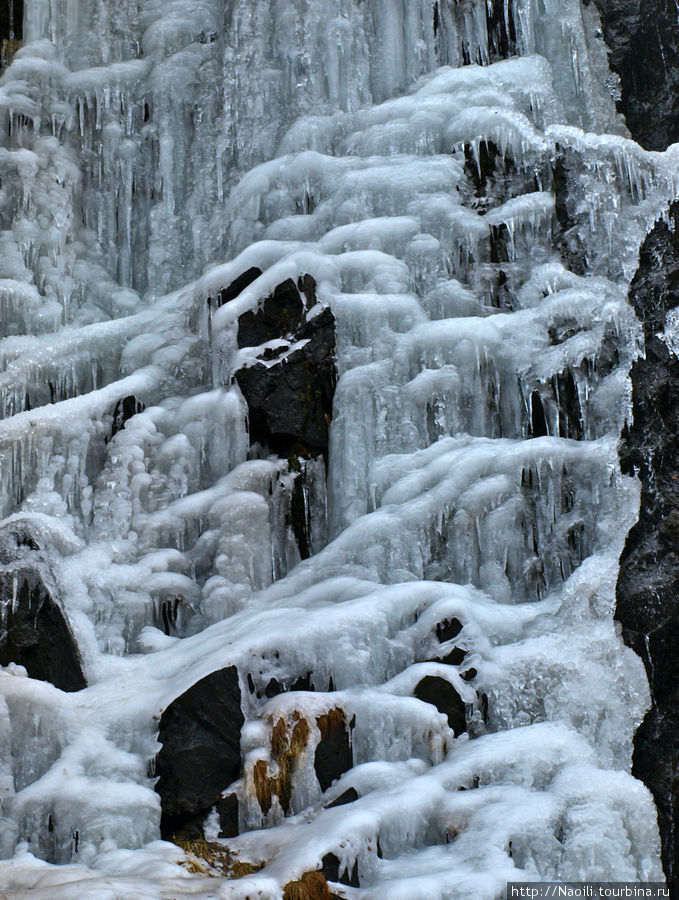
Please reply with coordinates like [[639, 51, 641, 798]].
[[234, 276, 336, 460], [414, 675, 466, 737], [154, 666, 244, 839], [0, 521, 85, 692]]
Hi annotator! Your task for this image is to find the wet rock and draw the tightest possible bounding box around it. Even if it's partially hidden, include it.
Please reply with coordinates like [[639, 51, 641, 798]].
[[314, 708, 353, 792], [154, 666, 244, 839], [616, 200, 679, 888], [235, 276, 336, 461], [591, 0, 679, 151], [0, 521, 86, 692], [414, 675, 466, 737]]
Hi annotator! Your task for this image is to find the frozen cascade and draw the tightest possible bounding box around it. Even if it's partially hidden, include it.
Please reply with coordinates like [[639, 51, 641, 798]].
[[0, 1, 675, 897]]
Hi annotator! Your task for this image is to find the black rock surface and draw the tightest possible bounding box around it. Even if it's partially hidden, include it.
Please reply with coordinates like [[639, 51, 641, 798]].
[[0, 521, 86, 692], [234, 276, 336, 460], [154, 665, 244, 839], [413, 675, 467, 737], [591, 0, 679, 151], [616, 201, 679, 889]]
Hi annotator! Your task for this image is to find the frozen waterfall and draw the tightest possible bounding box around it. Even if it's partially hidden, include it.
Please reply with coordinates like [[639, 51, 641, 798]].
[[0, 1, 675, 897]]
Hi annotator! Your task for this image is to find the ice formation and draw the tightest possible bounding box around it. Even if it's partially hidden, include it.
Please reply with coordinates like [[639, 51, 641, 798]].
[[0, 0, 675, 897]]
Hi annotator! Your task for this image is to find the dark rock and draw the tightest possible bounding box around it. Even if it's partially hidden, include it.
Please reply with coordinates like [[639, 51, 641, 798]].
[[234, 276, 336, 461], [314, 708, 353, 793], [616, 200, 679, 888], [263, 671, 313, 699], [290, 468, 312, 559], [435, 646, 467, 666], [0, 521, 86, 692], [485, 0, 517, 61], [435, 617, 463, 642], [551, 148, 588, 275], [214, 266, 262, 309], [110, 395, 145, 439], [414, 676, 466, 737], [216, 792, 239, 838], [529, 390, 548, 438], [591, 0, 679, 151], [154, 666, 244, 839], [0, 0, 22, 42], [324, 787, 359, 809], [321, 853, 360, 887]]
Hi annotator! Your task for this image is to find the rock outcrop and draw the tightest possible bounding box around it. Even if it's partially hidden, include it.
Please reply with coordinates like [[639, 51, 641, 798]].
[[0, 521, 86, 692], [234, 276, 336, 462], [154, 666, 244, 839], [591, 0, 679, 151]]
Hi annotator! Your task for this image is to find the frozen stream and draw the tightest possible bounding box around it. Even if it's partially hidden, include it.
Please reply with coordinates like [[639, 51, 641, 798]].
[[0, 1, 675, 897]]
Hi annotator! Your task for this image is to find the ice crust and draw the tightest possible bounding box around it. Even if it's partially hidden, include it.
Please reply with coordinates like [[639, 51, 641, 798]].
[[0, 0, 675, 896]]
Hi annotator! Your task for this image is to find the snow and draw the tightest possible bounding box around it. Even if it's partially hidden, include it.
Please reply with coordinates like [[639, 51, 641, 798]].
[[0, 0, 674, 896]]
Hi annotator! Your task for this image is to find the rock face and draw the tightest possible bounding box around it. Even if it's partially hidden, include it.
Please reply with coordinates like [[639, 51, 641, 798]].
[[314, 708, 353, 792], [616, 201, 679, 889], [0, 521, 86, 692], [591, 0, 679, 151], [234, 276, 337, 461], [154, 666, 244, 839]]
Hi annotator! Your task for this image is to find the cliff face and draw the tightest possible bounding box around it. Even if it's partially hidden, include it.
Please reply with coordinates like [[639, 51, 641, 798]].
[[592, 0, 679, 887], [590, 0, 679, 151], [616, 205, 679, 890]]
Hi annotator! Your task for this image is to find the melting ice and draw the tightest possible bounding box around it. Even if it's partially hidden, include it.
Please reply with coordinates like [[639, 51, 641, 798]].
[[0, 0, 675, 897]]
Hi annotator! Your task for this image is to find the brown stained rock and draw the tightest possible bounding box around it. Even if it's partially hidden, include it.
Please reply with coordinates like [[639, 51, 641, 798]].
[[253, 713, 311, 815], [283, 871, 333, 900]]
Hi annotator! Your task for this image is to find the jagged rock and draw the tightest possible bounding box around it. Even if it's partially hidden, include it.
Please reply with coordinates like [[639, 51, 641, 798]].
[[314, 708, 353, 792], [616, 200, 679, 888], [234, 276, 337, 460], [591, 0, 679, 151], [154, 666, 244, 839], [0, 522, 85, 692], [414, 675, 466, 737]]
